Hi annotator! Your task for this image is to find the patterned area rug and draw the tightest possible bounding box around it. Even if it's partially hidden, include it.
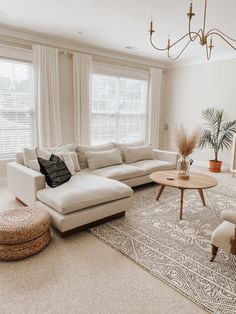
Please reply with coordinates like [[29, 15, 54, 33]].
[[90, 184, 236, 314]]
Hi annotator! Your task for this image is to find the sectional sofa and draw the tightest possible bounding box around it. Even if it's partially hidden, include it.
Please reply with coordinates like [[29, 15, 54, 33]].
[[7, 141, 178, 236]]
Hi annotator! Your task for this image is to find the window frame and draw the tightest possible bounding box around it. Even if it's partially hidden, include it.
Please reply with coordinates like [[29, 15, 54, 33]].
[[91, 63, 149, 145], [0, 47, 35, 161]]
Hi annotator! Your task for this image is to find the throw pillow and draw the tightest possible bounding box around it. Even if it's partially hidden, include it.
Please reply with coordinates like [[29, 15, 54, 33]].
[[24, 144, 76, 172], [86, 148, 122, 170], [38, 154, 72, 188], [27, 160, 40, 172], [57, 152, 81, 175], [69, 151, 81, 171], [23, 148, 37, 166], [113, 140, 145, 162], [123, 145, 154, 164], [76, 142, 115, 169]]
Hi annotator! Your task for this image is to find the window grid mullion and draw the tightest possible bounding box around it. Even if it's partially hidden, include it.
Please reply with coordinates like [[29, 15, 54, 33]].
[[0, 58, 34, 159], [91, 73, 148, 145]]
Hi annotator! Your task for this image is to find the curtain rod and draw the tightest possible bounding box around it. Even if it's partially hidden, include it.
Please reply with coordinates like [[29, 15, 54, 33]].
[[0, 34, 166, 71]]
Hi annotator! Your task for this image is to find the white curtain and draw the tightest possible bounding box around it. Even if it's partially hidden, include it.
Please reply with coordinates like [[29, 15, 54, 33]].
[[73, 52, 92, 144], [146, 67, 162, 148], [33, 45, 62, 147]]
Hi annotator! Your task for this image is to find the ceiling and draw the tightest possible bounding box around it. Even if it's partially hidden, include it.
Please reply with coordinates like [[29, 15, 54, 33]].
[[0, 0, 236, 64]]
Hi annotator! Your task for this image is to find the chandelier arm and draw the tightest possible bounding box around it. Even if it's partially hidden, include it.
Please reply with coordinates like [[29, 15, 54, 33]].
[[206, 29, 236, 42], [188, 18, 196, 41], [208, 32, 236, 50], [169, 32, 198, 49], [149, 32, 194, 51], [205, 40, 212, 60], [167, 38, 193, 60], [188, 17, 202, 42], [149, 34, 169, 51]]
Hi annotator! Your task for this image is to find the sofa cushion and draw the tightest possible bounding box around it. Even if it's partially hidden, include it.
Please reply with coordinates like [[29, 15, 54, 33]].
[[113, 140, 144, 161], [37, 172, 133, 215], [124, 145, 154, 164], [38, 154, 72, 188], [130, 159, 176, 175], [86, 164, 146, 181], [86, 148, 122, 170], [57, 152, 81, 175], [76, 143, 114, 169], [23, 144, 76, 170]]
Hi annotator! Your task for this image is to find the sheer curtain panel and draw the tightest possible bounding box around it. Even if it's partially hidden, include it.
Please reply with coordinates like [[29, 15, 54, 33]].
[[147, 68, 162, 148], [73, 53, 92, 144], [33, 45, 62, 147]]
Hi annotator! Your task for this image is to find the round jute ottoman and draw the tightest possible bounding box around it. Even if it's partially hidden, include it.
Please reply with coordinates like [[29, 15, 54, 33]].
[[0, 207, 51, 261]]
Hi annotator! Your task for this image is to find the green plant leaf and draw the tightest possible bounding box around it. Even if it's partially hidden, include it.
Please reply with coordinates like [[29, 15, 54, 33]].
[[199, 107, 236, 161]]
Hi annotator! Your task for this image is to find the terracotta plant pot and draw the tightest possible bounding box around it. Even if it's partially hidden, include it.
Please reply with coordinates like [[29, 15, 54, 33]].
[[209, 160, 222, 173]]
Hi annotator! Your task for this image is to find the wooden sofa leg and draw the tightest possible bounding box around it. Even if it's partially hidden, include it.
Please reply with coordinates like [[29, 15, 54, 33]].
[[210, 244, 218, 262]]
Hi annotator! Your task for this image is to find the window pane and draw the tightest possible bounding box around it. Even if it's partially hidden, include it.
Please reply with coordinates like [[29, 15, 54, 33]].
[[0, 59, 34, 159], [91, 73, 147, 144]]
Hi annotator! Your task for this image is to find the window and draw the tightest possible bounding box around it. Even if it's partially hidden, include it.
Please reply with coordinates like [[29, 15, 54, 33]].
[[0, 59, 34, 159], [92, 72, 148, 144]]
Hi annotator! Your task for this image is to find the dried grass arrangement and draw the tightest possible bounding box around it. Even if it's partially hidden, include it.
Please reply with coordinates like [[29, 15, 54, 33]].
[[175, 126, 200, 179], [175, 125, 200, 157]]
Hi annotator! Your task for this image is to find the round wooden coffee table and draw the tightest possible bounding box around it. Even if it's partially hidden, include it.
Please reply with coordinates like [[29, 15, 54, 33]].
[[150, 170, 217, 220]]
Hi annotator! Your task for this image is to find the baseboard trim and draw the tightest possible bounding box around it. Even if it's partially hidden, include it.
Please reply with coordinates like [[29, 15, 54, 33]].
[[193, 160, 230, 171]]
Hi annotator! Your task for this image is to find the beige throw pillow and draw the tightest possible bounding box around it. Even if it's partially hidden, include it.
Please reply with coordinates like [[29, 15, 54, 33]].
[[124, 145, 154, 164], [76, 143, 114, 169], [86, 148, 122, 170], [23, 148, 37, 166], [113, 140, 145, 161], [59, 152, 81, 175], [23, 144, 77, 172]]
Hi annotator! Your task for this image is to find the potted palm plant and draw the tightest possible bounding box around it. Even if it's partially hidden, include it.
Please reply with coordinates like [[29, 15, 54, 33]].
[[199, 107, 236, 172]]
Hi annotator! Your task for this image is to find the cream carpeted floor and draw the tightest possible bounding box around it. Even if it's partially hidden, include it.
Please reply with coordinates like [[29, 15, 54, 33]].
[[0, 166, 234, 314]]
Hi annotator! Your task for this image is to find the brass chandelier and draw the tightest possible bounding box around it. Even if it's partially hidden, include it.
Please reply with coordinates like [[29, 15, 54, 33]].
[[149, 0, 236, 60]]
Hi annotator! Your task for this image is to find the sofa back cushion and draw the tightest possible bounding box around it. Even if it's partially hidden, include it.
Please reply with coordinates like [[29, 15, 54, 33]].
[[124, 145, 154, 164], [22, 144, 78, 172], [113, 140, 144, 161], [76, 142, 114, 169], [86, 148, 122, 170], [16, 152, 24, 165]]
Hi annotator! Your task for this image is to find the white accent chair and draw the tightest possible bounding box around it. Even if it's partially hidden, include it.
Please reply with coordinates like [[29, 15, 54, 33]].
[[210, 210, 236, 262]]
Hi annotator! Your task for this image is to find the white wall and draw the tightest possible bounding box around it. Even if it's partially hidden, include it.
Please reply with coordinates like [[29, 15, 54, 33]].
[[164, 59, 236, 169]]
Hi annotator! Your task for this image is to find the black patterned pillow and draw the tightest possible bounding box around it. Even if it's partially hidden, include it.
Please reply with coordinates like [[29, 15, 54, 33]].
[[38, 154, 71, 188]]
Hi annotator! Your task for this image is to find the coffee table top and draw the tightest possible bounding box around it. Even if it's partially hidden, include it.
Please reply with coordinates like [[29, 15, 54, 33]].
[[150, 170, 217, 190]]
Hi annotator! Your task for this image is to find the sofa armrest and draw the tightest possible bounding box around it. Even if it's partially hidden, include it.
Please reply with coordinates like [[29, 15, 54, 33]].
[[153, 149, 178, 166], [221, 210, 236, 225], [7, 162, 45, 207]]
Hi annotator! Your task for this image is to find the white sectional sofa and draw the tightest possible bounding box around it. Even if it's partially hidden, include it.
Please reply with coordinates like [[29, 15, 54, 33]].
[[7, 142, 178, 237]]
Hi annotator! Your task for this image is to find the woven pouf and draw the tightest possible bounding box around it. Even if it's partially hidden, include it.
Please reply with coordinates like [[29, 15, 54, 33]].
[[0, 207, 51, 261]]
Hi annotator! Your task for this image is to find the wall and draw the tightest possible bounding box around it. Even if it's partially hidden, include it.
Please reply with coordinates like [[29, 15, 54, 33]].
[[164, 59, 236, 169]]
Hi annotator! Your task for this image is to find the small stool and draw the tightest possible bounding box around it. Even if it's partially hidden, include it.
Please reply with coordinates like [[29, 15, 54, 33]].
[[0, 207, 51, 261], [210, 210, 236, 262]]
